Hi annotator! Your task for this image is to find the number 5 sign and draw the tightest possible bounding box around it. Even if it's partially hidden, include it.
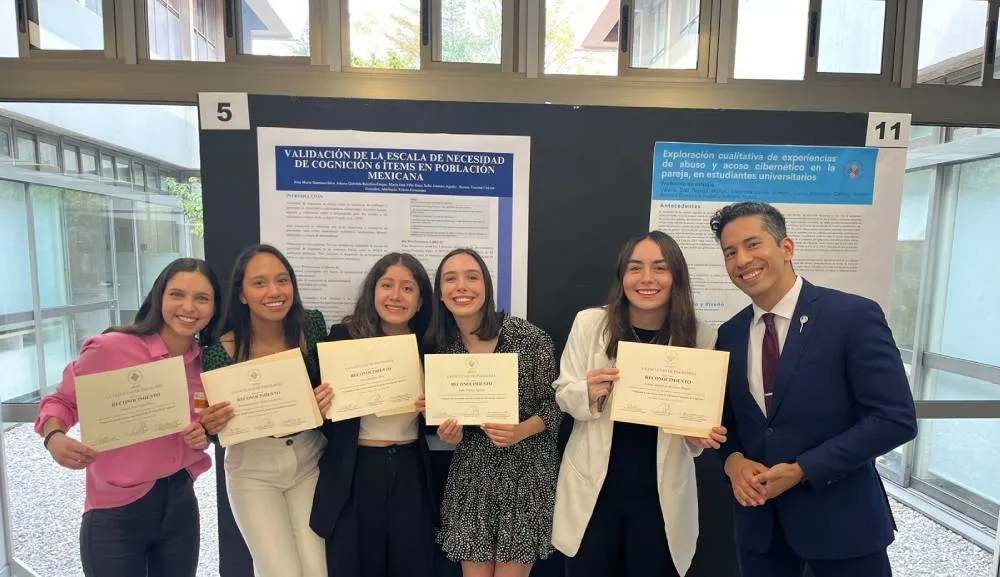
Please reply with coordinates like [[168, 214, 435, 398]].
[[866, 112, 911, 148], [198, 93, 250, 130]]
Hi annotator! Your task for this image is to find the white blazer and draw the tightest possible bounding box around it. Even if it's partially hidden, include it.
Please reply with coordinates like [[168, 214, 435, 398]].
[[551, 307, 718, 576]]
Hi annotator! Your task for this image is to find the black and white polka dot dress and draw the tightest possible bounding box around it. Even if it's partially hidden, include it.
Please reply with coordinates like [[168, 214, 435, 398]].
[[435, 315, 563, 564]]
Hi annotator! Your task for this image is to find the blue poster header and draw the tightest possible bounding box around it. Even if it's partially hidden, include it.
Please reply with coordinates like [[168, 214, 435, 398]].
[[651, 142, 877, 205], [275, 146, 514, 197]]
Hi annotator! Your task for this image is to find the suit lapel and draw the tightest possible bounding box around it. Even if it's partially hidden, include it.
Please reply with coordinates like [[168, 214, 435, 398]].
[[768, 280, 821, 421], [732, 307, 766, 425]]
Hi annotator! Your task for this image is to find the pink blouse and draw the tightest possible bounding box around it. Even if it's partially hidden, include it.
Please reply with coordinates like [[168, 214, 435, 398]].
[[34, 331, 211, 512]]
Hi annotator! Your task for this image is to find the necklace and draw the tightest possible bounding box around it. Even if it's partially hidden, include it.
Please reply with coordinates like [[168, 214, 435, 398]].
[[630, 325, 659, 344]]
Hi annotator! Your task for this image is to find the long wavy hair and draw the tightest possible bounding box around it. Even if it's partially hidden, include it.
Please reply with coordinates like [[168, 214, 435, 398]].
[[603, 231, 697, 358], [106, 257, 222, 347], [343, 252, 433, 342], [425, 248, 503, 353], [221, 244, 306, 362]]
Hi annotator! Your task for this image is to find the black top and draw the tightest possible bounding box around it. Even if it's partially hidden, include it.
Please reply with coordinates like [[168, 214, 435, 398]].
[[309, 323, 438, 543], [606, 326, 662, 491]]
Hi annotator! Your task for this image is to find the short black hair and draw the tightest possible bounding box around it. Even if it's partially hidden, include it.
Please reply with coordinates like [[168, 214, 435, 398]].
[[709, 202, 788, 244]]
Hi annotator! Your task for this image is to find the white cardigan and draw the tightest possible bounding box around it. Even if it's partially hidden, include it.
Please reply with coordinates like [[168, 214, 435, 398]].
[[551, 307, 718, 576]]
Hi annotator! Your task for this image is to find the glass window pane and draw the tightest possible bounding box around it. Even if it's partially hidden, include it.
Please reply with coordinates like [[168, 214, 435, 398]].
[[80, 148, 98, 177], [918, 0, 989, 85], [16, 134, 35, 165], [928, 156, 1000, 366], [0, 131, 11, 159], [437, 0, 502, 64], [64, 189, 114, 305], [133, 163, 146, 189], [889, 169, 933, 349], [116, 158, 131, 184], [995, 18, 1000, 80], [37, 138, 59, 172], [63, 146, 79, 174], [544, 0, 619, 76], [0, 180, 32, 317], [30, 185, 68, 308], [100, 154, 114, 180], [167, 9, 182, 59], [136, 201, 184, 292], [914, 373, 1000, 522], [885, 458, 996, 574], [0, 320, 39, 402], [41, 310, 113, 390], [817, 0, 886, 74], [1, 0, 17, 57], [349, 0, 419, 69], [35, 0, 105, 50], [30, 186, 114, 308], [240, 0, 310, 56], [631, 0, 700, 70], [145, 165, 159, 191], [112, 198, 141, 320], [734, 0, 809, 80], [148, 0, 225, 62]]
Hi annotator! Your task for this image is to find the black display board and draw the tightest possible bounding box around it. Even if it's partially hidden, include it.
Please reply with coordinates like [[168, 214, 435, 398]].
[[200, 95, 868, 577]]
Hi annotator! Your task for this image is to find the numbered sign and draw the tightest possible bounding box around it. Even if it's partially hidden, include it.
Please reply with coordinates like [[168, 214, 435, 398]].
[[866, 112, 911, 148], [198, 93, 250, 130]]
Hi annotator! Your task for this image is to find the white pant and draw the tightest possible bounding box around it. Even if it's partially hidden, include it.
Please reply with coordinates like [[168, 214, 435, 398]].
[[225, 430, 327, 577]]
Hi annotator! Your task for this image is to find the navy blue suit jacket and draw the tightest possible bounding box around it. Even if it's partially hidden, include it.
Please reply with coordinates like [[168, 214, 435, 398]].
[[716, 279, 917, 560]]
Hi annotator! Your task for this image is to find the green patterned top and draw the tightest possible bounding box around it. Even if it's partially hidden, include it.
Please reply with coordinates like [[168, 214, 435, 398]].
[[202, 309, 328, 387]]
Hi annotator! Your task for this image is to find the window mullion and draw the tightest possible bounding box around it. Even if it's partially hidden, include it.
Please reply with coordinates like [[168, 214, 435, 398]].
[[223, 0, 239, 62], [982, 0, 999, 86], [803, 0, 820, 82]]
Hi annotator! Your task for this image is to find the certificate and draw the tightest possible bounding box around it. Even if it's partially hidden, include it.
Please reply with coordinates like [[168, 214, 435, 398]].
[[201, 350, 323, 446], [611, 342, 729, 437], [424, 353, 519, 425], [318, 334, 423, 422], [76, 356, 192, 452]]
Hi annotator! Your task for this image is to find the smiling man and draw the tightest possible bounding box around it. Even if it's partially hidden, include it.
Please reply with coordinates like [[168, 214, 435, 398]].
[[709, 201, 917, 577]]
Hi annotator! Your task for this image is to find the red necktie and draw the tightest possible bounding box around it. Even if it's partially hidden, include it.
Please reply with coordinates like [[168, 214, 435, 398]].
[[762, 313, 779, 416]]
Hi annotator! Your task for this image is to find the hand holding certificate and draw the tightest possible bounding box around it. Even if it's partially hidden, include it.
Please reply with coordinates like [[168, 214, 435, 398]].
[[318, 334, 423, 422], [76, 356, 192, 452], [424, 353, 519, 425], [200, 350, 323, 447], [611, 342, 729, 437]]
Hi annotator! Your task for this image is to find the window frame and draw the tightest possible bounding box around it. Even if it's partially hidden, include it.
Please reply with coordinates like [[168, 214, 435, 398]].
[[16, 0, 118, 59], [984, 0, 999, 86], [223, 0, 317, 65], [0, 123, 12, 160], [722, 0, 899, 84], [912, 0, 998, 87], [618, 0, 717, 80]]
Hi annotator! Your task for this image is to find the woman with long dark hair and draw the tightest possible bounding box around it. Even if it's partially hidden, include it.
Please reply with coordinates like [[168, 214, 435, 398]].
[[35, 257, 222, 577], [201, 244, 333, 577], [428, 248, 562, 577], [551, 231, 727, 577], [310, 252, 438, 577]]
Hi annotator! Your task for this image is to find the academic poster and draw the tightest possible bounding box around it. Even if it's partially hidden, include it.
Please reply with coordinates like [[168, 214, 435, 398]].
[[257, 128, 531, 322], [649, 136, 907, 324]]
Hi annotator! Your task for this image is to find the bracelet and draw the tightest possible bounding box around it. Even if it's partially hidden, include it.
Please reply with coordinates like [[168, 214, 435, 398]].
[[43, 429, 66, 449]]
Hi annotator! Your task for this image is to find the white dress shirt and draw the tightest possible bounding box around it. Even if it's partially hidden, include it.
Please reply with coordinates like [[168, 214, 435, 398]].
[[747, 276, 803, 415]]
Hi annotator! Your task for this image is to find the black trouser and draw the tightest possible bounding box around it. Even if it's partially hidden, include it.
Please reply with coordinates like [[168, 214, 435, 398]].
[[328, 443, 435, 577], [80, 469, 199, 577], [565, 478, 678, 577]]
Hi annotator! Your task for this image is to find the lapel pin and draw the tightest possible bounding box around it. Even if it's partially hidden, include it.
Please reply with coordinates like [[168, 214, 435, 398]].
[[799, 315, 809, 333]]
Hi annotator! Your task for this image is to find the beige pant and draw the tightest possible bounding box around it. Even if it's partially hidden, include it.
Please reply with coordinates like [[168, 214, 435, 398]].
[[225, 430, 327, 577]]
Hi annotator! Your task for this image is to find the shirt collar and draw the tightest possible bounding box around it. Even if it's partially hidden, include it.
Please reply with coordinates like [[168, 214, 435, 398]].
[[752, 275, 804, 325], [141, 332, 202, 363]]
